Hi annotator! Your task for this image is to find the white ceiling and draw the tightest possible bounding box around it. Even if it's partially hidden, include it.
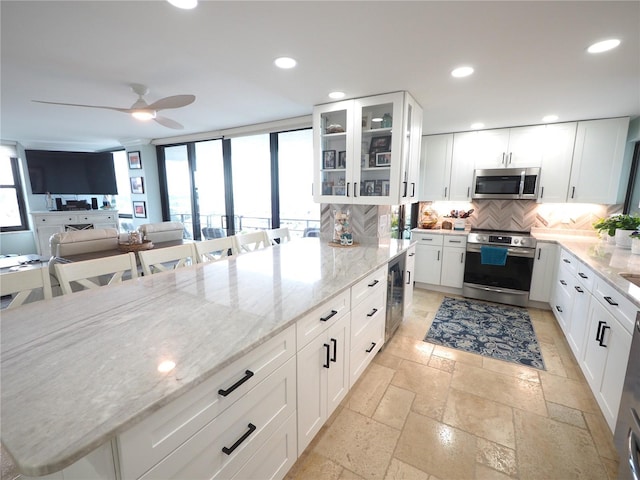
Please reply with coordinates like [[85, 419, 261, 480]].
[[1, 1, 639, 152]]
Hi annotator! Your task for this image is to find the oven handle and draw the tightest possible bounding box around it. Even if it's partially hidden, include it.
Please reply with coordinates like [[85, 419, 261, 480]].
[[466, 244, 535, 258]]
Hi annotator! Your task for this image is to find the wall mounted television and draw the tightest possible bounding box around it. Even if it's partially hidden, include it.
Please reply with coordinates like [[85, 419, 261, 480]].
[[26, 150, 118, 195]]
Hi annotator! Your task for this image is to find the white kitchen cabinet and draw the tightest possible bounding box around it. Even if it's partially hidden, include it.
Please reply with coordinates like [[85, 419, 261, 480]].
[[537, 122, 577, 203], [404, 244, 416, 309], [440, 237, 466, 288], [450, 133, 476, 201], [31, 210, 119, 256], [471, 126, 545, 169], [529, 242, 558, 303], [21, 442, 117, 480], [313, 91, 422, 205], [568, 117, 630, 204], [419, 134, 453, 201], [413, 232, 443, 285], [297, 313, 350, 453], [566, 268, 593, 361]]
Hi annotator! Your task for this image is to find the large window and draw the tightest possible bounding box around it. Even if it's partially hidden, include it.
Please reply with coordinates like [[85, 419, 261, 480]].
[[113, 150, 132, 218], [0, 154, 28, 232]]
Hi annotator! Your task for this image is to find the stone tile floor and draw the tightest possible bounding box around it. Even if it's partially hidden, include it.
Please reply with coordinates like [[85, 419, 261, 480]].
[[285, 288, 619, 480]]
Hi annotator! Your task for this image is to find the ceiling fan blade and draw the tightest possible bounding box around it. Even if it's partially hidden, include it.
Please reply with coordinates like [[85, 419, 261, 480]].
[[146, 94, 195, 111], [154, 115, 184, 130], [32, 100, 130, 113]]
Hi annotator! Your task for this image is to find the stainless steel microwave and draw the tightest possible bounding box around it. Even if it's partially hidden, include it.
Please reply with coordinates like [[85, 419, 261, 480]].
[[472, 167, 540, 200]]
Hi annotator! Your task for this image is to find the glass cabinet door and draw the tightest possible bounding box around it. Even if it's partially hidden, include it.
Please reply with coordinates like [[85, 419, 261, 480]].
[[315, 101, 353, 201], [353, 93, 403, 203]]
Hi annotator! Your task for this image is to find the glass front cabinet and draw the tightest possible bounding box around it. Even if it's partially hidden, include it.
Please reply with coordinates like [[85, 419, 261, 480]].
[[313, 91, 423, 205]]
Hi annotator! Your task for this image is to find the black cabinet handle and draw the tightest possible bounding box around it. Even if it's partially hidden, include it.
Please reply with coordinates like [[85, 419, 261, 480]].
[[598, 325, 610, 347], [330, 338, 337, 362], [596, 320, 606, 342], [323, 343, 330, 368], [575, 286, 584, 293], [406, 271, 411, 284], [563, 258, 571, 263], [537, 248, 541, 260], [346, 183, 350, 197], [540, 186, 544, 199], [365, 342, 376, 353], [320, 310, 338, 322], [560, 280, 567, 286], [555, 305, 563, 313], [604, 296, 619, 306], [222, 423, 256, 455], [437, 251, 440, 261], [354, 182, 358, 197], [403, 181, 408, 197], [368, 279, 379, 288], [408, 252, 415, 257], [444, 186, 448, 198], [411, 183, 416, 196], [367, 308, 378, 317], [578, 272, 588, 279], [571, 186, 576, 198], [218, 370, 254, 397]]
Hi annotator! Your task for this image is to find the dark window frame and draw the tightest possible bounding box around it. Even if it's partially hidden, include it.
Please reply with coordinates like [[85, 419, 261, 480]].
[[1, 156, 29, 232]]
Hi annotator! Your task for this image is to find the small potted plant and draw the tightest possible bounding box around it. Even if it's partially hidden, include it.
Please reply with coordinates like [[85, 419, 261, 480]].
[[630, 231, 640, 254], [593, 214, 640, 248]]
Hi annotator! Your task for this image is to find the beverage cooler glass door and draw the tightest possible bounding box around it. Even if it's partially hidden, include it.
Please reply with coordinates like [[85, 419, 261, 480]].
[[319, 105, 350, 200]]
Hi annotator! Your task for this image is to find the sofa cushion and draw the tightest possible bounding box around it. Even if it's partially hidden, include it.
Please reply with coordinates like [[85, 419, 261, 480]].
[[50, 228, 119, 257]]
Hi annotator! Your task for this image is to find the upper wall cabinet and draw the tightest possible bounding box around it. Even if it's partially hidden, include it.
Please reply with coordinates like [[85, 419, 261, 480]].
[[568, 117, 631, 204], [419, 134, 453, 201], [537, 122, 577, 203], [313, 92, 422, 205], [472, 125, 545, 169]]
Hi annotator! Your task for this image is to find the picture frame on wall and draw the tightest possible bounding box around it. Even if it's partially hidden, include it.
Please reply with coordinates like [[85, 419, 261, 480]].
[[130, 176, 144, 194], [133, 201, 147, 218], [128, 151, 142, 169]]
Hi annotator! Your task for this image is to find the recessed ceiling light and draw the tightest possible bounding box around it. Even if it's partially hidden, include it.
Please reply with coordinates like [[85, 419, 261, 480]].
[[329, 91, 345, 99], [587, 39, 621, 54], [451, 66, 474, 78], [542, 115, 559, 123], [470, 122, 484, 130], [167, 0, 197, 9], [274, 57, 297, 69]]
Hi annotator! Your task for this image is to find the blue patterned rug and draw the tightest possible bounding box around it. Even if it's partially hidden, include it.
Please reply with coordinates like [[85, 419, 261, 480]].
[[425, 297, 545, 370]]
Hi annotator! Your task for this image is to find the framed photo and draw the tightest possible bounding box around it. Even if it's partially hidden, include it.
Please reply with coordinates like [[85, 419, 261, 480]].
[[337, 151, 346, 169], [369, 135, 391, 154], [333, 185, 346, 196], [381, 180, 390, 196], [130, 176, 144, 194], [128, 151, 142, 169], [133, 201, 147, 218], [322, 181, 334, 195], [323, 150, 336, 169], [363, 180, 375, 196], [361, 153, 369, 168], [376, 152, 392, 167]]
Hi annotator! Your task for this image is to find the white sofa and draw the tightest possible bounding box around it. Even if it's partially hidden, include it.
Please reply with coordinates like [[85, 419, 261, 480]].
[[49, 228, 120, 257], [138, 222, 184, 243]]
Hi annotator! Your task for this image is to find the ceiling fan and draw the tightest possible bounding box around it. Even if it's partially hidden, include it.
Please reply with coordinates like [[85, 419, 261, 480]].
[[32, 84, 195, 130]]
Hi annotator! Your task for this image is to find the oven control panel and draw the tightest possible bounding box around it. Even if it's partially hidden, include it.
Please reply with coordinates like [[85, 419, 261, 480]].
[[468, 231, 536, 249]]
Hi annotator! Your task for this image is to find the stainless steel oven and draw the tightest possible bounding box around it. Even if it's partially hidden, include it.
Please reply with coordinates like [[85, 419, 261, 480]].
[[614, 312, 640, 480], [463, 230, 536, 307]]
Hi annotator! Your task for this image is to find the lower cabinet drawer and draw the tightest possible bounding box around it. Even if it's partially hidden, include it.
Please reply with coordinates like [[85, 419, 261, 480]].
[[296, 289, 350, 350], [138, 357, 297, 480], [350, 291, 385, 345], [593, 278, 637, 334], [232, 411, 297, 480], [351, 266, 386, 309], [350, 316, 384, 387], [118, 325, 296, 480]]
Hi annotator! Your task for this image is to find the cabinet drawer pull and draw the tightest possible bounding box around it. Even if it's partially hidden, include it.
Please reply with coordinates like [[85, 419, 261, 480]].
[[444, 186, 448, 198], [560, 280, 567, 286], [437, 251, 440, 261], [406, 271, 411, 284], [367, 308, 378, 317], [604, 296, 619, 306], [320, 310, 338, 322], [596, 320, 606, 342], [218, 370, 254, 397], [222, 423, 257, 455], [578, 272, 588, 279], [365, 342, 377, 353], [330, 338, 337, 362], [368, 279, 379, 288], [537, 248, 541, 260], [448, 240, 462, 243], [540, 186, 544, 199], [598, 325, 610, 347], [555, 305, 563, 313], [323, 343, 331, 368], [563, 258, 571, 264], [574, 286, 584, 293], [408, 252, 415, 257], [421, 238, 433, 242], [571, 186, 576, 199]]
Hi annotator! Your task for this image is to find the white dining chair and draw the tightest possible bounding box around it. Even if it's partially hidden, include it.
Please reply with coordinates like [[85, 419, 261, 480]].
[[0, 267, 53, 309], [233, 230, 271, 254], [195, 237, 239, 263], [54, 252, 138, 295], [138, 244, 198, 275], [266, 227, 291, 245]]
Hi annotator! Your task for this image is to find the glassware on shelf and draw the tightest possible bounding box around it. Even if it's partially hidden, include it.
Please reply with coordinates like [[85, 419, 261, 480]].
[[382, 113, 392, 128]]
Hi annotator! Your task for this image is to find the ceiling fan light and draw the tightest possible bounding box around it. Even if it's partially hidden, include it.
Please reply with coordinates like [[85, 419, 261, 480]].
[[167, 0, 197, 9], [132, 110, 156, 121], [587, 39, 620, 54]]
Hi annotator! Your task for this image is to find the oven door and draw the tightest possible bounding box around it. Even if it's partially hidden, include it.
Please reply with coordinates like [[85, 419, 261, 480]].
[[463, 244, 534, 306]]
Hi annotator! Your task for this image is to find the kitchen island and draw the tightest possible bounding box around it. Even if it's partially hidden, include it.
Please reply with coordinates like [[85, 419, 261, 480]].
[[1, 238, 412, 477]]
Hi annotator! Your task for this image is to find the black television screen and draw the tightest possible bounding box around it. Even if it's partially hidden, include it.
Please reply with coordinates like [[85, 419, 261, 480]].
[[26, 150, 118, 195]]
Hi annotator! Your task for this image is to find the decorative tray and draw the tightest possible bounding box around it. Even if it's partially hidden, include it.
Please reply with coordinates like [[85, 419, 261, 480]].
[[118, 240, 154, 253]]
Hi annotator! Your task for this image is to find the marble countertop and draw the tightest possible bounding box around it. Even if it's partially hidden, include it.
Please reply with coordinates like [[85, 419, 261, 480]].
[[411, 227, 469, 236], [0, 238, 412, 476]]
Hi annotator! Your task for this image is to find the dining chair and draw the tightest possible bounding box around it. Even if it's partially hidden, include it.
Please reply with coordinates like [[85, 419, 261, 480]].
[[195, 237, 238, 263], [266, 227, 291, 245], [138, 244, 198, 275], [233, 230, 270, 254], [54, 252, 138, 295], [0, 267, 53, 309]]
